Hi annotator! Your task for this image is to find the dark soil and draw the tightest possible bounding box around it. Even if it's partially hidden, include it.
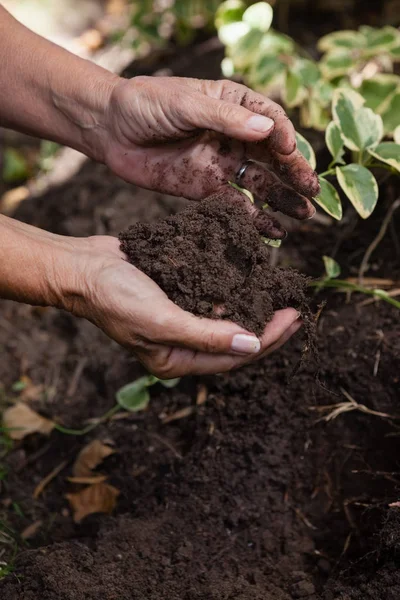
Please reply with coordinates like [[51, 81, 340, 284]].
[[0, 157, 399, 600], [119, 189, 310, 336], [1, 24, 400, 600]]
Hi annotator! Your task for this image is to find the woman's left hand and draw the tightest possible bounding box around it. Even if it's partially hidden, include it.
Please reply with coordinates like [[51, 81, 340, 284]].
[[102, 76, 319, 239]]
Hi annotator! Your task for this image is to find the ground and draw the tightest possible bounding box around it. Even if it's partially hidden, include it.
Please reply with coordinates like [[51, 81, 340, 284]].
[[1, 21, 400, 600]]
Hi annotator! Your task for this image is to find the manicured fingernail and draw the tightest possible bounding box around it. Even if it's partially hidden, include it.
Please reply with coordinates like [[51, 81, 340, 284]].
[[247, 115, 274, 133], [231, 334, 261, 354]]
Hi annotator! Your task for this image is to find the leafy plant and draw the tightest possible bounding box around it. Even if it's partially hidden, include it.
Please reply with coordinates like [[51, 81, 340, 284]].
[[310, 88, 400, 220], [116, 0, 223, 53], [216, 2, 400, 132], [311, 255, 400, 309], [53, 375, 180, 436]]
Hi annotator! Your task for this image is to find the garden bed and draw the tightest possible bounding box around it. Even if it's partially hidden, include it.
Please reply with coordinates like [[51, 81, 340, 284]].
[[1, 32, 400, 600], [0, 156, 399, 600]]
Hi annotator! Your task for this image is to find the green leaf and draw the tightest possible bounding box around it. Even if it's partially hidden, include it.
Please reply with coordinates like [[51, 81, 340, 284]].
[[295, 132, 316, 170], [363, 26, 400, 52], [230, 29, 264, 69], [116, 374, 157, 412], [390, 45, 400, 61], [332, 88, 383, 152], [3, 148, 30, 183], [116, 384, 150, 412], [259, 30, 295, 55], [320, 49, 357, 80], [159, 378, 181, 389], [394, 126, 400, 144], [215, 0, 246, 28], [312, 80, 334, 107], [250, 54, 285, 89], [368, 142, 400, 173], [323, 255, 341, 279], [380, 92, 400, 135], [242, 2, 273, 33], [300, 99, 330, 131], [325, 121, 345, 165], [336, 164, 379, 219], [262, 237, 282, 248], [283, 69, 306, 108], [318, 29, 365, 52], [296, 58, 320, 87], [314, 177, 342, 220], [218, 21, 250, 46], [359, 74, 400, 113]]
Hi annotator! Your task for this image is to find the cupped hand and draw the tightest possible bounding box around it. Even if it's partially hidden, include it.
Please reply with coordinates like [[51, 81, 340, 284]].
[[103, 77, 319, 239], [71, 236, 302, 378]]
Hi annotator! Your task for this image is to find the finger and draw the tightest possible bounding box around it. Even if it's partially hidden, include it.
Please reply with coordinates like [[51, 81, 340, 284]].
[[136, 308, 301, 377], [147, 301, 263, 355], [239, 161, 315, 220], [259, 318, 303, 358], [181, 78, 296, 155], [269, 149, 320, 199], [180, 91, 276, 143], [136, 346, 255, 378]]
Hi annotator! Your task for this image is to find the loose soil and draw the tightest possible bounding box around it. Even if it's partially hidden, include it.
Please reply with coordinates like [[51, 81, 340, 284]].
[[119, 189, 310, 336], [1, 31, 400, 600], [0, 158, 399, 600]]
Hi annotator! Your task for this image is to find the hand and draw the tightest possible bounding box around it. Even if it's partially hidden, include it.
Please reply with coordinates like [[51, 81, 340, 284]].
[[70, 236, 302, 378], [103, 77, 320, 239]]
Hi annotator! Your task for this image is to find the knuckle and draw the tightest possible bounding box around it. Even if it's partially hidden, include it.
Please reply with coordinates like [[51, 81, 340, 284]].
[[216, 102, 239, 127], [148, 352, 179, 379]]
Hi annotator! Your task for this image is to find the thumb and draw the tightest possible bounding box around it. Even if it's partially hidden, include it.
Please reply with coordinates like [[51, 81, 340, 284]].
[[182, 92, 275, 142], [153, 304, 261, 355]]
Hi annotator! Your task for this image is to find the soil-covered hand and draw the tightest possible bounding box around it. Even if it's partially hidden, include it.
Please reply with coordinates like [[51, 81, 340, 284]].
[[71, 236, 302, 378], [104, 77, 319, 238]]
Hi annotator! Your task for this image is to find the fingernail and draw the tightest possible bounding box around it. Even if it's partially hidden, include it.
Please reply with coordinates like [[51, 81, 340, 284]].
[[231, 334, 261, 354], [307, 206, 317, 220], [295, 311, 302, 320], [247, 115, 274, 133]]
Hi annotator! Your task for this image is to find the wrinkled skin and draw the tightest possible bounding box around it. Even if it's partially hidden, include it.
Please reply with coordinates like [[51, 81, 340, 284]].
[[104, 77, 319, 239]]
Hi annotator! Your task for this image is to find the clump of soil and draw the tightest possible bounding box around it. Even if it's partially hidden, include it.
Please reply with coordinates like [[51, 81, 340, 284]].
[[119, 188, 311, 337]]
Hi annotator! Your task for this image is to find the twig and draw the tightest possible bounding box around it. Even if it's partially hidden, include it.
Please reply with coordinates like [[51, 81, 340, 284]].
[[358, 198, 400, 284]]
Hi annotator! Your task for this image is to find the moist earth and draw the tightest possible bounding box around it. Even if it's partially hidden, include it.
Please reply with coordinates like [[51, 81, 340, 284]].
[[119, 188, 311, 336], [0, 162, 399, 600]]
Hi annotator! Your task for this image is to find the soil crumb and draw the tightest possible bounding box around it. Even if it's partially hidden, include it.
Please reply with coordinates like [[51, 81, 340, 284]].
[[119, 188, 311, 336]]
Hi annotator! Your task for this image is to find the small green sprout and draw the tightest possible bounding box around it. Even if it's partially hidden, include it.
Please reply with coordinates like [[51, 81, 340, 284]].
[[53, 375, 180, 437]]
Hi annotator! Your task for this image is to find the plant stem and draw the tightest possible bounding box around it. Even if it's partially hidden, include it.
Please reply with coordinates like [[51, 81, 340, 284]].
[[319, 168, 336, 178], [53, 404, 121, 436], [310, 279, 400, 309]]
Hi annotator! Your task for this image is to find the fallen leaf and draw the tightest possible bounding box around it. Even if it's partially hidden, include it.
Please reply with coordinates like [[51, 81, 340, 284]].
[[67, 475, 107, 485], [3, 402, 54, 440], [66, 482, 120, 523], [33, 460, 68, 499], [72, 440, 115, 478], [21, 520, 43, 540]]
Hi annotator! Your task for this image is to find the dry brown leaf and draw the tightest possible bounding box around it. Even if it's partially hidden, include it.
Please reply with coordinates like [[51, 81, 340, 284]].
[[21, 520, 43, 540], [72, 440, 115, 478], [67, 475, 107, 485], [3, 402, 54, 440], [65, 482, 120, 523]]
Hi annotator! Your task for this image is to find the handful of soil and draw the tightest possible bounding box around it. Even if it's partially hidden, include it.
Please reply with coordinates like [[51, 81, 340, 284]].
[[119, 188, 313, 340]]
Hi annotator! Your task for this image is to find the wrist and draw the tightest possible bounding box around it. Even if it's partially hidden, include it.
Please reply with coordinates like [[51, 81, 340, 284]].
[[0, 215, 88, 310]]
